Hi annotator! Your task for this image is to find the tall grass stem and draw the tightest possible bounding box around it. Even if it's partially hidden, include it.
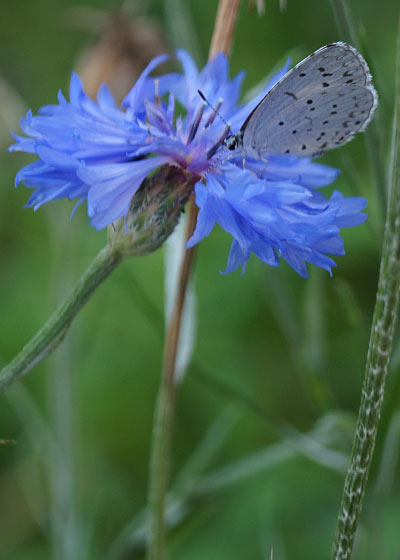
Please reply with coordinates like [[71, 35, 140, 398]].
[[330, 21, 400, 560]]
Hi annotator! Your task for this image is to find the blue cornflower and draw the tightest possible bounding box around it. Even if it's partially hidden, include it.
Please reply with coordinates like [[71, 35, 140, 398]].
[[9, 50, 366, 277]]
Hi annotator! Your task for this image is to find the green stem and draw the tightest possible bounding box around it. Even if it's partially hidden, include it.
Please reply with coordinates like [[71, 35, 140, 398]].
[[146, 356, 176, 560], [146, 205, 198, 560], [330, 24, 400, 560], [0, 245, 122, 394]]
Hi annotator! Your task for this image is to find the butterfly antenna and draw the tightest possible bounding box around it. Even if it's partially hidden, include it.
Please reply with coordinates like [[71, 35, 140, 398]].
[[197, 90, 231, 131], [197, 91, 234, 160]]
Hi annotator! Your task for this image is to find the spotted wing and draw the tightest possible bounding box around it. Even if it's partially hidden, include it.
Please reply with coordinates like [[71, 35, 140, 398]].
[[241, 42, 377, 158]]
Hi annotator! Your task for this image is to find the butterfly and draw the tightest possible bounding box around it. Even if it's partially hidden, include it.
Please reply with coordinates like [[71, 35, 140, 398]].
[[223, 42, 377, 160]]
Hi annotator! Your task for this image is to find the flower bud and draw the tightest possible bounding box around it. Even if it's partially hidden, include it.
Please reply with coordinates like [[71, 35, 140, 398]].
[[108, 165, 199, 258]]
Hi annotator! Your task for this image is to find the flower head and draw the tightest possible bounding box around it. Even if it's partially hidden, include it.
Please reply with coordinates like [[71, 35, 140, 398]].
[[9, 50, 367, 277]]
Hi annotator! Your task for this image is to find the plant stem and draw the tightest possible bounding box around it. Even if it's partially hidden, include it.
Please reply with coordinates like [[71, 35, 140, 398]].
[[209, 0, 241, 58], [146, 201, 199, 560], [0, 245, 122, 394], [330, 23, 400, 560], [146, 2, 241, 559]]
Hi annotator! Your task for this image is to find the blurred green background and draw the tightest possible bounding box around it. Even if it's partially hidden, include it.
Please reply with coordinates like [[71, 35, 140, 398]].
[[1, 1, 400, 559]]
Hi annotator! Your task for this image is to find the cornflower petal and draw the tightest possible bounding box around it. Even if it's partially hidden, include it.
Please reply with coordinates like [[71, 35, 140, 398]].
[[122, 54, 170, 118], [80, 155, 171, 228]]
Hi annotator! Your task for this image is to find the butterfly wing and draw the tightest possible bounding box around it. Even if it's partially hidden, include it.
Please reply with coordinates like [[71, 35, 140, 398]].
[[241, 42, 377, 159]]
